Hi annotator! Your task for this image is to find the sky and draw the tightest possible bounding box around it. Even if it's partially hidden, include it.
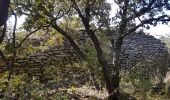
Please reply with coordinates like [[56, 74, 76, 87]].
[[8, 15, 25, 29], [8, 0, 170, 38]]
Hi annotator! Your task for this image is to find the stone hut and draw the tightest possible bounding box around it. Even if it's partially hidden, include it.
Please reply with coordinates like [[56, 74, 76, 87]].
[[120, 31, 170, 83]]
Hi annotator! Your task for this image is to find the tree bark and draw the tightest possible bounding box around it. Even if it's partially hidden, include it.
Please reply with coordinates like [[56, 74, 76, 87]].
[[0, 0, 10, 26], [8, 12, 17, 80], [87, 31, 111, 89], [109, 36, 124, 100]]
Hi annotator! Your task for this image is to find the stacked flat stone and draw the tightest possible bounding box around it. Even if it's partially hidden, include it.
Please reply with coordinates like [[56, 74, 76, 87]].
[[0, 40, 78, 77], [120, 31, 169, 81]]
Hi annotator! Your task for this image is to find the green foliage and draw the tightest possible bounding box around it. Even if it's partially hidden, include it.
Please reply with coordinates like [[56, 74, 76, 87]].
[[0, 60, 93, 99], [44, 29, 64, 47], [5, 28, 64, 57], [0, 73, 69, 99], [120, 71, 170, 100], [129, 72, 153, 94], [80, 43, 104, 88]]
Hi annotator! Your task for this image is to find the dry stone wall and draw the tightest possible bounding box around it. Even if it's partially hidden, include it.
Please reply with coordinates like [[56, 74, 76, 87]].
[[0, 40, 79, 76], [120, 32, 170, 82], [0, 31, 169, 83]]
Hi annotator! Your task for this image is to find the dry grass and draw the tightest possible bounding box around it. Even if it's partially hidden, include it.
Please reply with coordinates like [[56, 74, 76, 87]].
[[67, 86, 108, 99]]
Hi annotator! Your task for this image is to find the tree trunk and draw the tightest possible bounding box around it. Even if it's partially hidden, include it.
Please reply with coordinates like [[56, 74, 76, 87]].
[[0, 0, 10, 26], [108, 36, 123, 100], [52, 23, 85, 59], [108, 54, 120, 100], [85, 31, 120, 99]]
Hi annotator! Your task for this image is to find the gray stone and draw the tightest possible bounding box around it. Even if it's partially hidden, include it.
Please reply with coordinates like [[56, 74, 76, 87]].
[[120, 31, 169, 82]]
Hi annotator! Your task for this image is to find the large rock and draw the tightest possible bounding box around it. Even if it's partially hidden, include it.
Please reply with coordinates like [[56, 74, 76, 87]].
[[120, 31, 170, 83]]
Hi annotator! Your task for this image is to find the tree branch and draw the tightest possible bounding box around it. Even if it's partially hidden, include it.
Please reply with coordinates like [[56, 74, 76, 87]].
[[71, 0, 85, 20], [118, 0, 129, 35], [8, 10, 17, 80], [15, 25, 50, 48], [124, 15, 170, 37], [71, 0, 90, 29], [128, 0, 157, 21]]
